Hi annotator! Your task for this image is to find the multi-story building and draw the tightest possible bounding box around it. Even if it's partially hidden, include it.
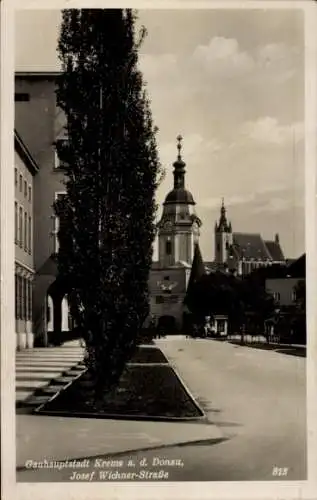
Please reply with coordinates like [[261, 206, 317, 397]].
[[15, 72, 69, 347], [266, 253, 305, 307], [14, 130, 38, 349]]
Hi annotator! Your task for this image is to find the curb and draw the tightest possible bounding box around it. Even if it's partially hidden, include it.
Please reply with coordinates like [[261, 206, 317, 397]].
[[154, 343, 207, 422]]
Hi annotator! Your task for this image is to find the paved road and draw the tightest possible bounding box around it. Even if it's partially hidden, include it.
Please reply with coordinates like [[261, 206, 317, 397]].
[[17, 338, 306, 482], [96, 338, 306, 482]]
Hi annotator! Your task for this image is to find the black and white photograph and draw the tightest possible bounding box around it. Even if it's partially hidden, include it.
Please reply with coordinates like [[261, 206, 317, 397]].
[[1, 1, 317, 499]]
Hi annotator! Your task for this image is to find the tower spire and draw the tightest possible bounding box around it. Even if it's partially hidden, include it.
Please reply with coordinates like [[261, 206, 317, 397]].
[[217, 198, 230, 232], [173, 134, 186, 189]]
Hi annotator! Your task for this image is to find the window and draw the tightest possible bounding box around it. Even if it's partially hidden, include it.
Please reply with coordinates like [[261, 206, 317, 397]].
[[292, 290, 297, 302], [18, 276, 22, 319], [164, 276, 170, 281], [14, 93, 30, 102], [19, 206, 23, 247], [28, 216, 32, 254], [156, 296, 164, 304], [22, 278, 27, 320], [24, 211, 28, 251], [54, 139, 68, 169], [14, 202, 18, 244], [28, 185, 32, 203], [28, 281, 32, 320], [24, 180, 27, 197], [19, 174, 23, 192], [273, 292, 281, 302], [53, 192, 66, 253], [15, 168, 18, 186], [165, 240, 172, 256]]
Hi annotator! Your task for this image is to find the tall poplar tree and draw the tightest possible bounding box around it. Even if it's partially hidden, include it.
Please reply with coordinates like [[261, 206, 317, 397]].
[[54, 9, 162, 398]]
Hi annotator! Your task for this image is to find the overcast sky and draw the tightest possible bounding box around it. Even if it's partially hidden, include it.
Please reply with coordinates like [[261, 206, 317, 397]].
[[15, 8, 305, 260]]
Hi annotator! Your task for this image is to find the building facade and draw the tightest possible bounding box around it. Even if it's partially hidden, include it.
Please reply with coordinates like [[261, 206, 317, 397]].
[[265, 254, 305, 307], [14, 131, 38, 349], [15, 72, 70, 347]]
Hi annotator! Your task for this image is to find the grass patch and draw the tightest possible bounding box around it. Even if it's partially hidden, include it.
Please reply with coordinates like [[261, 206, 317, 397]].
[[130, 347, 168, 364], [36, 364, 203, 420]]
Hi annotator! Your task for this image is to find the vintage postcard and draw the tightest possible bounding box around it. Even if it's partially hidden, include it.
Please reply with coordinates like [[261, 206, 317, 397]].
[[1, 1, 317, 499]]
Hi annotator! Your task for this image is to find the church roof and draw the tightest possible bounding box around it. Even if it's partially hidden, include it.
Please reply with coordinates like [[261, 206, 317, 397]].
[[264, 240, 285, 261], [232, 233, 271, 261]]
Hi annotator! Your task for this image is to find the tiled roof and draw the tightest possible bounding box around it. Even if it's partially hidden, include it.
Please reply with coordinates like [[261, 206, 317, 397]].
[[232, 233, 271, 261], [264, 240, 285, 261]]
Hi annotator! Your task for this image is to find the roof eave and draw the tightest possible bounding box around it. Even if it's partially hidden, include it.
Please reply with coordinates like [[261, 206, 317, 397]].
[[14, 130, 39, 175]]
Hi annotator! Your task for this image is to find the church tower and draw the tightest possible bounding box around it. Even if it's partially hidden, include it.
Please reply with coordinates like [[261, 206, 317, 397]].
[[157, 135, 202, 267], [214, 199, 233, 264]]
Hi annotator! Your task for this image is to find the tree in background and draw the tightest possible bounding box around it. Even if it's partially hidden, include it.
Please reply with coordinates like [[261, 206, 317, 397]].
[[185, 271, 244, 335], [185, 270, 275, 339], [54, 9, 163, 399]]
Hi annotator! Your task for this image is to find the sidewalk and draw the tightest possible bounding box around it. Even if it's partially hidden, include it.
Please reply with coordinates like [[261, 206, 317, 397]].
[[16, 342, 223, 474]]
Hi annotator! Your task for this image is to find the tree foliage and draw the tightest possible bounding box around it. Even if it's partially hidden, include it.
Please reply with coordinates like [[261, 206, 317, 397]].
[[54, 9, 162, 397], [185, 271, 275, 334]]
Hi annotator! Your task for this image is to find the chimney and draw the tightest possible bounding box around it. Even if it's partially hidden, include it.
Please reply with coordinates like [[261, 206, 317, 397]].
[[275, 233, 280, 244]]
